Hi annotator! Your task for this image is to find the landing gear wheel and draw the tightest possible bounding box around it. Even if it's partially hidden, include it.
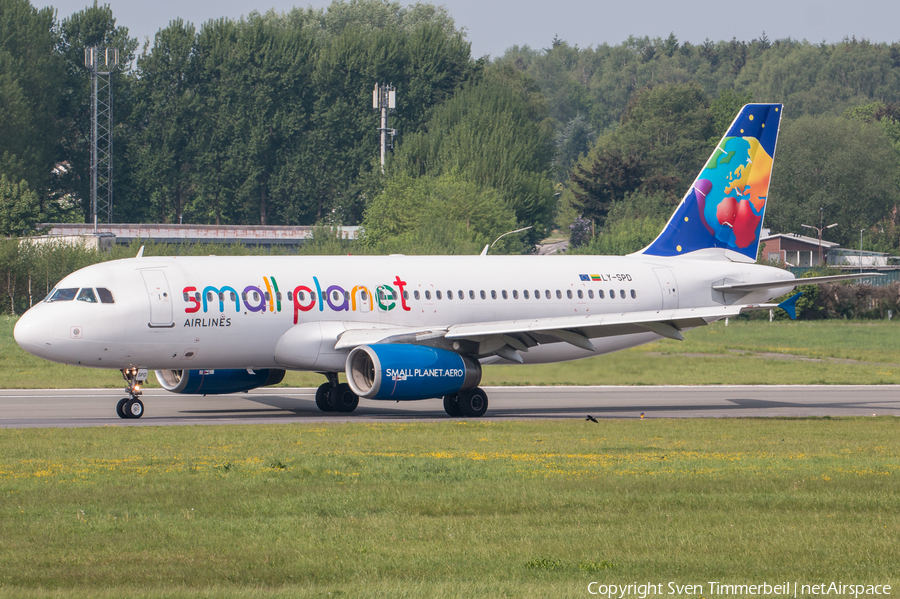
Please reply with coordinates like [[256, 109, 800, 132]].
[[315, 383, 335, 412], [331, 383, 359, 413], [443, 394, 463, 417], [457, 387, 488, 418], [125, 398, 144, 419], [119, 368, 147, 418]]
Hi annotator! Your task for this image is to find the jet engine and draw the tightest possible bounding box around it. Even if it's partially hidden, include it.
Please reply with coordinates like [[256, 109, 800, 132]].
[[345, 344, 481, 400], [155, 368, 285, 394]]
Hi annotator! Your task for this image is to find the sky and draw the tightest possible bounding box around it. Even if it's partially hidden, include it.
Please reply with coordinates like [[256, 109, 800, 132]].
[[37, 0, 900, 59]]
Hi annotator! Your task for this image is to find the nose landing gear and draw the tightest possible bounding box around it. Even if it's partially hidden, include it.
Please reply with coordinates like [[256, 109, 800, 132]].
[[118, 368, 148, 419]]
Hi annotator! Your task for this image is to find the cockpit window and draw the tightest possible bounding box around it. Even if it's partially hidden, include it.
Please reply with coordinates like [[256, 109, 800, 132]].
[[77, 288, 98, 303], [97, 288, 115, 303], [48, 288, 78, 302]]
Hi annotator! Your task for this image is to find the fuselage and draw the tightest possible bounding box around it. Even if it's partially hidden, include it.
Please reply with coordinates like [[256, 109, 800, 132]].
[[13, 254, 795, 371]]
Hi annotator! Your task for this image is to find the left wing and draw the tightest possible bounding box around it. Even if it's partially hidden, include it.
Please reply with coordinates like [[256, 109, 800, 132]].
[[334, 305, 758, 362]]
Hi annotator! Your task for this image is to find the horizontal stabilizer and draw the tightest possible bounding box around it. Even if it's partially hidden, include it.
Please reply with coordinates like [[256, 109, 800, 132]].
[[712, 273, 883, 293]]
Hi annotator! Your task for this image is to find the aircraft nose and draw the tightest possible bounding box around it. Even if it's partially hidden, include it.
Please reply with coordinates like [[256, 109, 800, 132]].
[[14, 307, 54, 359]]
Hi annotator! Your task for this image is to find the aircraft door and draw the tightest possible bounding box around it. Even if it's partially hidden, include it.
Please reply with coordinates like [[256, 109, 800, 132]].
[[141, 270, 175, 327], [653, 267, 679, 310]]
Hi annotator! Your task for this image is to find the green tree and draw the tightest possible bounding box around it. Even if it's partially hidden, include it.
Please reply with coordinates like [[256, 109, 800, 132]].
[[0, 175, 43, 236], [766, 114, 900, 247], [569, 82, 714, 229], [393, 67, 556, 243], [360, 173, 519, 254], [0, 0, 64, 198]]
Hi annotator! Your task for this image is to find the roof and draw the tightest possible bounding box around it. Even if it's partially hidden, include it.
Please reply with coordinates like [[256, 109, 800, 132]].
[[761, 233, 840, 248]]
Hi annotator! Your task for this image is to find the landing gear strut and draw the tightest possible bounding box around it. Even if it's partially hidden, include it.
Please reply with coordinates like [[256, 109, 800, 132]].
[[315, 373, 359, 413], [118, 368, 147, 419]]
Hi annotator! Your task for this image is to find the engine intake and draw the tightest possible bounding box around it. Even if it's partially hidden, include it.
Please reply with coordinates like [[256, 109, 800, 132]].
[[346, 344, 481, 400], [155, 368, 285, 394]]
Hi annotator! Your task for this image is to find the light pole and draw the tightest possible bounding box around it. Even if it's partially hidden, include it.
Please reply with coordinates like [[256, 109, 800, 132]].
[[481, 226, 532, 255], [800, 221, 838, 266], [860, 229, 866, 273]]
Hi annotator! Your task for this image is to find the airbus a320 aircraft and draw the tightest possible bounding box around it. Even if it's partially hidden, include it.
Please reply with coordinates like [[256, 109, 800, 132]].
[[14, 104, 869, 419]]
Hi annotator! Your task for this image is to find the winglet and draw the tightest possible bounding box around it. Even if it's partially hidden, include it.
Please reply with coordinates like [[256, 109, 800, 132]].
[[778, 292, 802, 320], [136, 245, 144, 258]]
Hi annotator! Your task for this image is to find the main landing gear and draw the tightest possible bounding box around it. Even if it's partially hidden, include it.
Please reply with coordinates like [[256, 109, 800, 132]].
[[443, 387, 488, 418], [315, 373, 359, 413], [117, 368, 148, 419]]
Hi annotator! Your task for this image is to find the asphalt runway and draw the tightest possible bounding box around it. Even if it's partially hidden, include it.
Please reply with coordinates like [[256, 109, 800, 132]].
[[0, 385, 897, 428]]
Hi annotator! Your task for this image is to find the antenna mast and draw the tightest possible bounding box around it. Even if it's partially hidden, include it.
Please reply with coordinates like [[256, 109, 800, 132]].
[[85, 47, 118, 230], [372, 82, 397, 173]]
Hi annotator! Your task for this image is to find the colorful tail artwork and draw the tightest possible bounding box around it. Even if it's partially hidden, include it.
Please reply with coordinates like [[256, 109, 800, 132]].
[[641, 103, 783, 262]]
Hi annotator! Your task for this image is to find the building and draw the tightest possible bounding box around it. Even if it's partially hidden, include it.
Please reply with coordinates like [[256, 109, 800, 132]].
[[760, 233, 838, 267], [32, 223, 359, 250]]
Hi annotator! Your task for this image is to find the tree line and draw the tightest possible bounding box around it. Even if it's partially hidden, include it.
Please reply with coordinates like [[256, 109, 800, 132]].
[[2, 0, 900, 255]]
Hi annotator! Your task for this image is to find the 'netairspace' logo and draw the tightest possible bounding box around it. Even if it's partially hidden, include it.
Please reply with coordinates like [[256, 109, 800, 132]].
[[586, 581, 892, 598]]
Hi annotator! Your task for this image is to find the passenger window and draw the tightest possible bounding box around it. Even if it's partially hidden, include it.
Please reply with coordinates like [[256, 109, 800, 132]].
[[361, 291, 368, 301], [425, 290, 431, 300], [414, 290, 421, 300], [535, 290, 540, 299], [97, 287, 114, 303], [523, 290, 529, 299], [631, 290, 637, 299], [502, 290, 508, 300], [436, 290, 442, 300], [49, 288, 78, 302], [266, 292, 272, 302], [469, 290, 475, 300], [276, 292, 282, 301], [77, 288, 98, 303], [447, 290, 453, 300], [183, 292, 190, 302], [598, 289, 605, 299], [556, 290, 562, 299], [403, 291, 409, 300], [577, 290, 583, 299], [545, 290, 550, 299], [459, 290, 465, 300], [491, 290, 497, 299], [195, 292, 201, 302], [566, 290, 573, 299], [512, 290, 518, 299], [609, 290, 616, 299], [218, 292, 224, 302], [588, 289, 594, 299], [620, 289, 625, 298], [480, 290, 486, 299]]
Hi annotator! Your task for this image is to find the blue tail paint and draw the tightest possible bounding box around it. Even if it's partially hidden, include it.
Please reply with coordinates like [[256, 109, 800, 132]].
[[641, 103, 783, 262]]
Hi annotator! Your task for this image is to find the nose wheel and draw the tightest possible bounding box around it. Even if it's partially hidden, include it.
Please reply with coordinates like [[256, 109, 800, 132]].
[[118, 368, 148, 419]]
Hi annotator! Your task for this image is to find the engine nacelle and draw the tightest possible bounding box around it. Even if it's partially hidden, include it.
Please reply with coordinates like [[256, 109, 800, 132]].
[[345, 344, 481, 400], [155, 368, 285, 394]]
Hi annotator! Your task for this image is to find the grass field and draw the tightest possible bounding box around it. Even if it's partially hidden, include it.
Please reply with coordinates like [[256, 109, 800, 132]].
[[1, 419, 898, 597], [2, 316, 898, 389]]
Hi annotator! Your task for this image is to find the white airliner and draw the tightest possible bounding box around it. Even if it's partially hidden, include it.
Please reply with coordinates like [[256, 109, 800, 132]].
[[13, 104, 871, 419]]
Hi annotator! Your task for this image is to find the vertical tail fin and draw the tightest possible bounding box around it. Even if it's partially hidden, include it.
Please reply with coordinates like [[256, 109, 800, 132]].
[[641, 103, 783, 262]]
